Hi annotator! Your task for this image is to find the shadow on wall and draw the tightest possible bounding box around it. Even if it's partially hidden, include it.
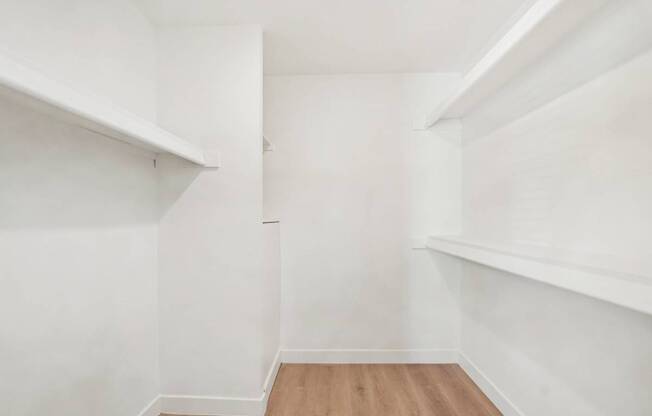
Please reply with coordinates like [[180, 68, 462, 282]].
[[156, 154, 202, 221], [426, 250, 462, 296], [405, 250, 461, 348], [0, 93, 204, 229], [0, 95, 161, 416], [461, 262, 652, 416], [0, 95, 160, 229]]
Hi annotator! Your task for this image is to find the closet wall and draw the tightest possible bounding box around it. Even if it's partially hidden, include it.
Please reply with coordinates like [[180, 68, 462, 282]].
[[156, 25, 272, 402], [0, 2, 273, 414], [455, 1, 652, 414], [3, 1, 651, 415], [460, 48, 652, 416], [264, 74, 463, 358], [0, 0, 158, 120], [0, 1, 160, 415]]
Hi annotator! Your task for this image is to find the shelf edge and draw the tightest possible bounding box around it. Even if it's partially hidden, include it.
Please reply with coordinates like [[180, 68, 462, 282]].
[[426, 236, 652, 316], [0, 51, 208, 166], [423, 0, 603, 128]]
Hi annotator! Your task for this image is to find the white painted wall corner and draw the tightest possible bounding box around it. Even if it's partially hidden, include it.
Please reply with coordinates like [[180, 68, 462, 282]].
[[458, 352, 524, 416], [136, 396, 161, 416], [137, 349, 528, 416], [262, 350, 282, 409], [145, 350, 281, 416]]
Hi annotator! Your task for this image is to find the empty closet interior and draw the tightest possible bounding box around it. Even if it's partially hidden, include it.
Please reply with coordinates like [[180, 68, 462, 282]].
[[2, 1, 651, 415]]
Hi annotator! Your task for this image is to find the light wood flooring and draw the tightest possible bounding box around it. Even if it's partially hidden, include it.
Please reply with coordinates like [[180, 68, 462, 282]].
[[265, 363, 501, 416]]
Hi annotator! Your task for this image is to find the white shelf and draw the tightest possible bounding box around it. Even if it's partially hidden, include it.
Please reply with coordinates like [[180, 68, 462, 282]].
[[421, 0, 648, 131], [427, 236, 652, 316], [0, 51, 217, 167]]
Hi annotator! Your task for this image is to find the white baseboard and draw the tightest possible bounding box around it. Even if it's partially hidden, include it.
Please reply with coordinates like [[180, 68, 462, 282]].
[[158, 349, 282, 416], [261, 349, 282, 409], [143, 350, 523, 416], [136, 396, 161, 416], [280, 348, 459, 364], [458, 352, 524, 416], [160, 393, 264, 416]]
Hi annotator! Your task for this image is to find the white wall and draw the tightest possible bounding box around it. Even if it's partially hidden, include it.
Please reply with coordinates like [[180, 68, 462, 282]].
[[0, 0, 158, 121], [262, 222, 281, 380], [461, 0, 652, 143], [463, 32, 652, 273], [264, 74, 462, 352], [459, 46, 652, 415], [156, 25, 270, 399], [0, 4, 277, 411], [0, 97, 159, 416], [0, 2, 161, 415], [461, 263, 652, 416]]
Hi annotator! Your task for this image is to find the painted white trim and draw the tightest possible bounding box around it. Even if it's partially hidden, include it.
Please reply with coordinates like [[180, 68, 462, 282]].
[[280, 349, 459, 364], [143, 350, 527, 416], [136, 396, 161, 416], [423, 0, 604, 127], [263, 349, 282, 398], [160, 394, 264, 416], [159, 350, 282, 416], [458, 352, 525, 416], [426, 236, 652, 316]]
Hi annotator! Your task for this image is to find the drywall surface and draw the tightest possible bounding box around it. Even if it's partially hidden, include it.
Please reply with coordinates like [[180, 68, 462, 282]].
[[459, 46, 652, 414], [462, 0, 652, 143], [156, 25, 269, 398], [264, 73, 463, 351], [134, 0, 537, 75], [461, 263, 652, 416], [0, 3, 160, 414], [262, 222, 281, 380], [0, 0, 158, 121], [463, 48, 652, 279], [0, 97, 159, 416]]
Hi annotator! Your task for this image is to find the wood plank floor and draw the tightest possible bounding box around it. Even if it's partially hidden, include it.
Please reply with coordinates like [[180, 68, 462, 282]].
[[265, 364, 501, 416]]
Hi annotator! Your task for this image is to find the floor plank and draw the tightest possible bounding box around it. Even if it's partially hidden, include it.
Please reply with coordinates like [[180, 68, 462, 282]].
[[265, 364, 501, 416]]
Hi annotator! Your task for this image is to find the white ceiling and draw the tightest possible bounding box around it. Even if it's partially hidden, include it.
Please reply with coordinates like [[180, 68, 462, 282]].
[[135, 0, 537, 75]]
